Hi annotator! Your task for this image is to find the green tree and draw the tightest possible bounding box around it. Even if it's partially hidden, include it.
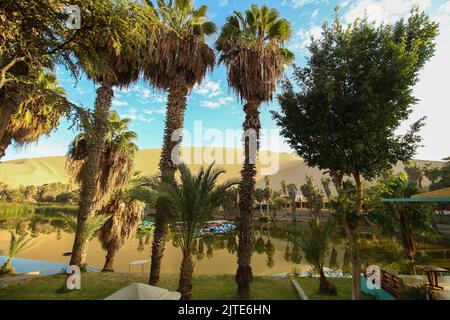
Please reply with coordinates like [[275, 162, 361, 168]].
[[0, 71, 72, 159], [216, 4, 294, 299], [273, 8, 438, 299], [367, 173, 436, 275], [142, 0, 216, 286], [148, 163, 237, 299], [429, 157, 450, 191]]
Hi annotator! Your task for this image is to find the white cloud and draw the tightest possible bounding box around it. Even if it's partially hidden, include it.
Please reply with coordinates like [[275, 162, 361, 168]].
[[193, 77, 223, 98], [311, 8, 319, 19], [218, 0, 228, 7], [435, 1, 450, 26], [291, 0, 325, 9], [289, 25, 323, 52], [143, 108, 166, 115], [200, 97, 233, 109], [344, 0, 432, 25], [111, 100, 128, 107]]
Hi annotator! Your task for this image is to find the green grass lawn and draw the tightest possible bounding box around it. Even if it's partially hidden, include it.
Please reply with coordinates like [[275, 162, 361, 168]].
[[0, 273, 298, 300], [294, 277, 377, 300]]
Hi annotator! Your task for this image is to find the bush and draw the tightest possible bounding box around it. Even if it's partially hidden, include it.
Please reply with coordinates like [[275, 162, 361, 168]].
[[400, 284, 436, 300]]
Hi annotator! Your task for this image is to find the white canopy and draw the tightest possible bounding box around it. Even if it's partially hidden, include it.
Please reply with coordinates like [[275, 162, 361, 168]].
[[104, 283, 181, 300]]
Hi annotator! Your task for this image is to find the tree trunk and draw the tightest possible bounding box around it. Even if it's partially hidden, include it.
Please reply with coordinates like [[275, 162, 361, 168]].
[[236, 100, 261, 300], [68, 83, 113, 273], [178, 253, 194, 300], [102, 250, 115, 272], [149, 79, 189, 285], [400, 212, 417, 275], [319, 269, 332, 295], [342, 215, 362, 300], [0, 130, 13, 159], [80, 240, 90, 268], [0, 90, 17, 149]]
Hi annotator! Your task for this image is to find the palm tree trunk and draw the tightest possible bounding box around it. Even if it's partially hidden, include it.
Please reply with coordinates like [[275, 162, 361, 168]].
[[178, 253, 194, 300], [319, 269, 332, 295], [0, 90, 17, 152], [0, 130, 12, 159], [149, 79, 189, 285], [80, 240, 90, 268], [236, 101, 260, 300], [68, 83, 113, 272], [102, 250, 115, 272]]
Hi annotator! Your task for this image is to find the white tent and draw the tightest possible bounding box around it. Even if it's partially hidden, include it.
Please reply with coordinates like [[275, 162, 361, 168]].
[[104, 283, 181, 300]]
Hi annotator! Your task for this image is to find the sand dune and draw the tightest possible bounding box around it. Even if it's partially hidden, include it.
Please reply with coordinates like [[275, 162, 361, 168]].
[[0, 147, 443, 190]]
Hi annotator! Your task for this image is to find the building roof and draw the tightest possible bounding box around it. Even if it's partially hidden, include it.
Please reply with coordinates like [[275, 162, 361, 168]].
[[383, 187, 450, 203]]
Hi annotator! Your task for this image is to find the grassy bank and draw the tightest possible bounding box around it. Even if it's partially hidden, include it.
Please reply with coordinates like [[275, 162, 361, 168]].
[[0, 273, 298, 300], [0, 203, 77, 219], [294, 277, 353, 300]]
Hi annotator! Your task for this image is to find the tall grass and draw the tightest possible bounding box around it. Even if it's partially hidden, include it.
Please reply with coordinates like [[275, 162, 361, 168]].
[[0, 203, 78, 220], [0, 203, 35, 219]]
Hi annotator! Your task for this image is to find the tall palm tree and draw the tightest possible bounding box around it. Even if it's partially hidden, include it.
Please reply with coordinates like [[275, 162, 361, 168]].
[[66, 0, 158, 270], [67, 111, 138, 213], [295, 219, 336, 295], [0, 71, 72, 159], [216, 5, 294, 299], [142, 0, 216, 286], [0, 232, 31, 274], [144, 163, 238, 299], [98, 189, 144, 272]]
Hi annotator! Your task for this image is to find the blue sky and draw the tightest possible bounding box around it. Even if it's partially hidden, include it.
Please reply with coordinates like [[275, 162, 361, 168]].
[[4, 0, 450, 161]]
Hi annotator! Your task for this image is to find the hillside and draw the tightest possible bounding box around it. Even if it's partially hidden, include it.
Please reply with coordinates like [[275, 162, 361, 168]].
[[0, 147, 443, 190]]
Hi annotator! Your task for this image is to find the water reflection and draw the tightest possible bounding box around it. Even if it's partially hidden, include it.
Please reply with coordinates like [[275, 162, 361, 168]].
[[1, 214, 449, 275]]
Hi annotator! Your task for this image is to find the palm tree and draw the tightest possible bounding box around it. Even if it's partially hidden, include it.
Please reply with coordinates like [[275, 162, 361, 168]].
[[0, 71, 72, 159], [66, 0, 158, 270], [263, 186, 273, 216], [255, 188, 265, 216], [287, 183, 298, 219], [280, 180, 288, 198], [67, 111, 138, 213], [216, 5, 293, 299], [98, 189, 144, 272], [321, 177, 332, 203], [149, 163, 238, 299], [62, 214, 111, 268], [142, 0, 216, 286], [0, 232, 31, 274], [404, 161, 424, 189], [295, 219, 336, 295]]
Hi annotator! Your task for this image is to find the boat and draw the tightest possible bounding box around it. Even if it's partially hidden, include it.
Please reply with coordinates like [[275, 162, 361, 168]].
[[201, 220, 236, 235]]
